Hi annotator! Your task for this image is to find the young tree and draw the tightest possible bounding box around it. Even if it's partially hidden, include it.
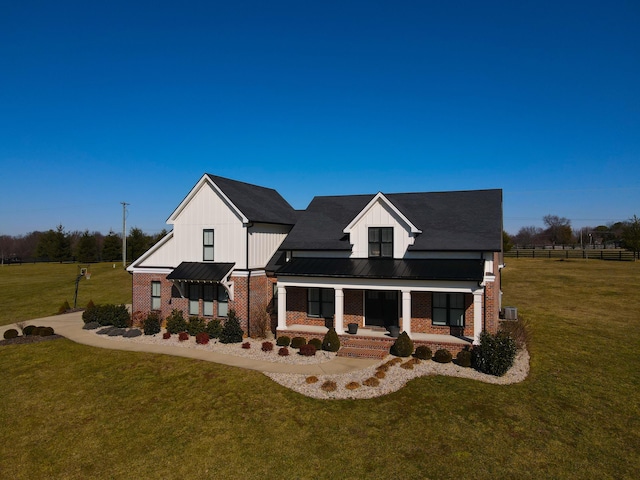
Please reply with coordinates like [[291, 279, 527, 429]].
[[76, 230, 99, 262], [127, 227, 152, 262], [36, 225, 72, 261], [102, 231, 122, 262], [622, 215, 640, 259]]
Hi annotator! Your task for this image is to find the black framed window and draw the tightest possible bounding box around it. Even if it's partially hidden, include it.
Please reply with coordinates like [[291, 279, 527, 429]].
[[203, 229, 214, 261], [308, 288, 334, 318], [368, 227, 393, 258], [151, 281, 161, 310], [189, 284, 200, 316], [432, 293, 465, 326], [203, 284, 214, 316], [217, 285, 228, 317]]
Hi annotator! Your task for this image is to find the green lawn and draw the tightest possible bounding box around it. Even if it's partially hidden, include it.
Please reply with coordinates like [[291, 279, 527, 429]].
[[1, 259, 639, 479], [0, 262, 131, 326]]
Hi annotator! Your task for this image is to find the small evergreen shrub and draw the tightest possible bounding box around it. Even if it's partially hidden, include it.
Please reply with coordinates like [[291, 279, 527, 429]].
[[262, 341, 274, 352], [206, 319, 222, 339], [196, 332, 210, 345], [82, 322, 100, 330], [178, 331, 189, 341], [473, 330, 517, 377], [143, 312, 161, 335], [165, 310, 188, 334], [276, 336, 290, 347], [242, 342, 251, 349], [322, 328, 340, 352], [305, 376, 319, 384], [308, 338, 322, 350], [363, 377, 380, 387], [187, 316, 207, 336], [414, 345, 432, 360], [219, 310, 244, 344], [3, 329, 18, 339], [434, 349, 453, 363], [456, 348, 472, 368], [299, 344, 316, 356], [84, 304, 131, 327], [23, 325, 36, 336], [163, 332, 171, 340], [58, 300, 71, 314], [278, 347, 289, 356], [40, 327, 55, 336], [123, 329, 142, 338], [82, 302, 98, 323], [321, 381, 337, 392], [390, 332, 413, 357], [290, 336, 307, 349]]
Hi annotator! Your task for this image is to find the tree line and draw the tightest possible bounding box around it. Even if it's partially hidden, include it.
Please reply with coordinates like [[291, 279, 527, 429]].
[[505, 214, 640, 255], [0, 226, 168, 264]]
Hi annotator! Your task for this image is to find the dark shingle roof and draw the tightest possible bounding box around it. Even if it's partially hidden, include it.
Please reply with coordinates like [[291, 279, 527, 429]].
[[276, 257, 484, 282], [167, 262, 235, 283], [278, 189, 502, 252], [207, 174, 297, 225]]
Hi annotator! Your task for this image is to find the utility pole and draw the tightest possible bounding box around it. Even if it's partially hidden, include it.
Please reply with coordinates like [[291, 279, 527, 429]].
[[121, 202, 129, 267]]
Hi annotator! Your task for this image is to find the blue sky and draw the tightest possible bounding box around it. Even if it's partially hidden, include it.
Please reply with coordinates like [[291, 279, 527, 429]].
[[1, 0, 638, 236]]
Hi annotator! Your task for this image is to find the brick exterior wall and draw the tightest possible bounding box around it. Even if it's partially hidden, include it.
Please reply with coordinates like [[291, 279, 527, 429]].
[[344, 289, 364, 327], [410, 292, 474, 337], [285, 286, 326, 327]]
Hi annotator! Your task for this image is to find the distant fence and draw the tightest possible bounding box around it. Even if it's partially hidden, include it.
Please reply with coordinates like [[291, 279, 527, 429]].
[[505, 248, 636, 261]]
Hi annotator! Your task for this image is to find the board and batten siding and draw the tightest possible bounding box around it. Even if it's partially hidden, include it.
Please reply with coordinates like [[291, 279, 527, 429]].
[[170, 182, 247, 267], [348, 198, 416, 259], [248, 223, 291, 269], [136, 233, 178, 267]]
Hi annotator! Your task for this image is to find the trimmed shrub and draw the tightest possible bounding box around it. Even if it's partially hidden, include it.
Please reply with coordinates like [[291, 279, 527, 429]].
[[40, 327, 55, 337], [187, 316, 207, 336], [242, 341, 251, 349], [23, 325, 36, 336], [456, 348, 472, 368], [165, 310, 188, 334], [262, 341, 274, 352], [374, 370, 386, 379], [308, 338, 322, 350], [299, 344, 317, 356], [414, 345, 432, 360], [321, 381, 337, 392], [82, 302, 98, 323], [178, 331, 189, 341], [390, 331, 413, 357], [163, 332, 171, 340], [322, 328, 340, 352], [123, 329, 142, 338], [4, 329, 18, 339], [434, 349, 453, 363], [143, 312, 161, 335], [473, 330, 517, 377], [400, 360, 415, 370], [206, 319, 222, 339], [58, 300, 71, 314], [290, 336, 307, 349], [82, 322, 100, 330], [363, 377, 380, 387], [276, 336, 290, 347], [219, 310, 244, 344], [278, 347, 289, 356], [196, 332, 210, 345], [345, 382, 360, 390], [84, 304, 131, 327], [305, 376, 319, 384]]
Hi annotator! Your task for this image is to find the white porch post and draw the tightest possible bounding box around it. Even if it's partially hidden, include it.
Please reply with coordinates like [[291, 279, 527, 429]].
[[401, 290, 412, 336], [334, 288, 344, 333], [277, 286, 287, 331], [473, 288, 483, 344]]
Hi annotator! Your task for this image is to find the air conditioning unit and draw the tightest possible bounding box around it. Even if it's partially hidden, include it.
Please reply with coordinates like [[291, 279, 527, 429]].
[[504, 307, 518, 321]]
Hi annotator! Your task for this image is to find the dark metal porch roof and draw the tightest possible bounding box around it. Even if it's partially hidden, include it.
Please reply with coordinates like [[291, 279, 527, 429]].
[[167, 262, 235, 283], [275, 258, 484, 282]]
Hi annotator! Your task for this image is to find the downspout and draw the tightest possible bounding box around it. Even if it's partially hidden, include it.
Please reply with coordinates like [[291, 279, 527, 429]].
[[246, 224, 251, 337]]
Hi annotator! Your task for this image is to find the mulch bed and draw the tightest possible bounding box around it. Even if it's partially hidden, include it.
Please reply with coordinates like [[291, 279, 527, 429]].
[[0, 335, 64, 347]]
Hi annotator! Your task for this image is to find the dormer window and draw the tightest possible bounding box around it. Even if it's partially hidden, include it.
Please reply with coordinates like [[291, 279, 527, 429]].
[[368, 227, 393, 258], [203, 229, 214, 261]]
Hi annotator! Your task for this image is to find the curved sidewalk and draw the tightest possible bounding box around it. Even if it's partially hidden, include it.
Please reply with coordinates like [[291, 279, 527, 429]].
[[0, 312, 378, 375]]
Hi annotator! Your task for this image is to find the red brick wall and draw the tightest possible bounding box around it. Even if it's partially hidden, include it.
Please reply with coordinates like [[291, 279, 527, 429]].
[[410, 292, 474, 336], [344, 289, 364, 327]]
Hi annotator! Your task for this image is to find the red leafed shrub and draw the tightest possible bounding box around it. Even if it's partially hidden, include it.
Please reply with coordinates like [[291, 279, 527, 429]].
[[299, 344, 316, 356], [241, 342, 251, 349], [178, 331, 189, 341], [278, 347, 289, 356], [196, 332, 210, 345], [163, 332, 171, 340], [262, 341, 274, 352]]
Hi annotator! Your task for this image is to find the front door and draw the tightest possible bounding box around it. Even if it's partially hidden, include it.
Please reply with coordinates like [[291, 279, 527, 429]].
[[365, 291, 398, 329]]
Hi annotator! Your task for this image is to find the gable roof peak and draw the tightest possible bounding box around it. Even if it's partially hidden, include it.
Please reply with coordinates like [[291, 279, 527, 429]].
[[343, 191, 422, 234]]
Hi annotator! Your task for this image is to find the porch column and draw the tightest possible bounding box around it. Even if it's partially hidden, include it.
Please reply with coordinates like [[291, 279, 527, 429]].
[[401, 290, 412, 336], [277, 286, 287, 330], [473, 289, 483, 344], [334, 288, 344, 333]]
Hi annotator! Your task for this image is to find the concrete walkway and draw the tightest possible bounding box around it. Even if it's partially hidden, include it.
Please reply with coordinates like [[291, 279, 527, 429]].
[[0, 312, 378, 375]]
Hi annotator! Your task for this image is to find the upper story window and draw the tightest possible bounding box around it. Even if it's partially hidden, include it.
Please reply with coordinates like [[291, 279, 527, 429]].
[[368, 227, 393, 258], [203, 229, 214, 261]]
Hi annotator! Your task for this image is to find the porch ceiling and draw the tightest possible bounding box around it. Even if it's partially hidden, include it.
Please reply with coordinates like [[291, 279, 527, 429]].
[[275, 258, 484, 282]]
